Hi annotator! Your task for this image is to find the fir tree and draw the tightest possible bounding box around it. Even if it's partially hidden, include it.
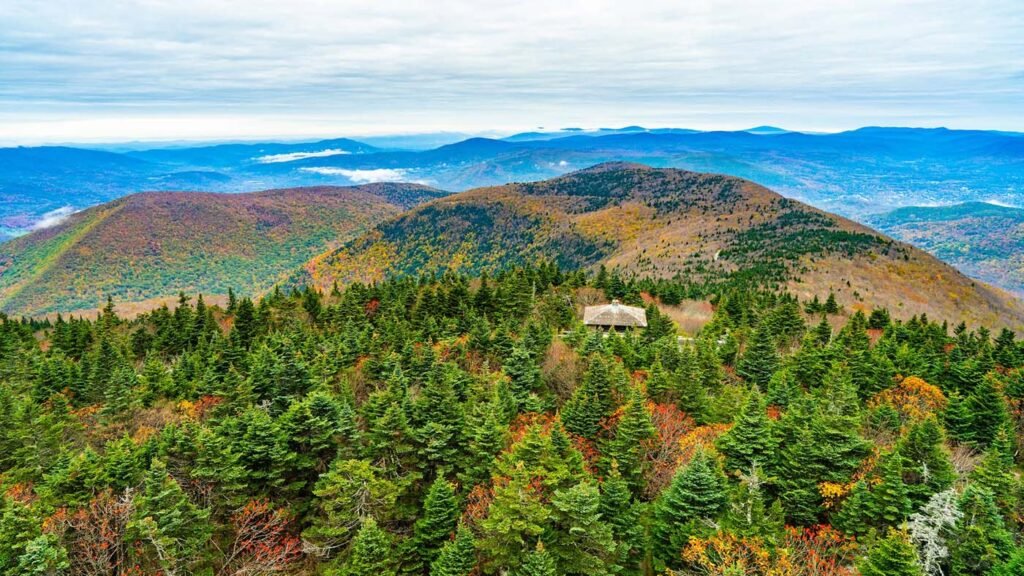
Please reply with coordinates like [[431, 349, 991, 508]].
[[336, 518, 396, 576], [950, 486, 1014, 576], [409, 477, 460, 573], [130, 459, 211, 572], [868, 451, 912, 528], [430, 525, 477, 576], [858, 529, 923, 576], [606, 385, 656, 494], [652, 450, 728, 567], [513, 543, 557, 576], [736, 325, 779, 387], [716, 389, 776, 473], [965, 373, 1011, 450]]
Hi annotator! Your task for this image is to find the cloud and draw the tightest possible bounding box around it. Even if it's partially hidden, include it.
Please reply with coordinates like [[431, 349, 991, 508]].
[[299, 167, 417, 184], [254, 149, 350, 163], [30, 206, 76, 230], [1, 0, 1022, 143]]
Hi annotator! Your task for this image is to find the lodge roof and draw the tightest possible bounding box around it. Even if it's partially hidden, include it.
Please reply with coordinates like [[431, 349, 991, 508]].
[[583, 299, 648, 328]]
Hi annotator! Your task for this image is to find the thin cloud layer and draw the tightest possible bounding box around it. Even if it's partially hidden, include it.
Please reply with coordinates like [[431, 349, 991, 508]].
[[1, 0, 1022, 143], [255, 149, 350, 163], [299, 167, 418, 184]]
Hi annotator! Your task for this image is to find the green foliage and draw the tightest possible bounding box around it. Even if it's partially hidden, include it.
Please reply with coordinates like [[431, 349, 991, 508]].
[[0, 264, 1022, 575], [858, 529, 923, 576], [652, 450, 728, 567]]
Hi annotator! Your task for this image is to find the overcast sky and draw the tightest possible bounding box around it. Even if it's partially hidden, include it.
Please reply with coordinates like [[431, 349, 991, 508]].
[[2, 0, 1022, 144]]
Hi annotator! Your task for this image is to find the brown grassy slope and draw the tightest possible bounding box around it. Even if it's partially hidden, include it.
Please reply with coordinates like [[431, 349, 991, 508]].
[[0, 183, 444, 317], [299, 163, 1024, 331]]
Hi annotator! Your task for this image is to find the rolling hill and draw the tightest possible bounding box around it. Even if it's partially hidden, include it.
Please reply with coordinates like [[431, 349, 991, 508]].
[[298, 163, 1024, 330], [0, 183, 445, 316], [870, 201, 1024, 295]]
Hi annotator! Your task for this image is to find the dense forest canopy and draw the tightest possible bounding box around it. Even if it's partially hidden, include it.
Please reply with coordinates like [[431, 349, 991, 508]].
[[1, 263, 1024, 575]]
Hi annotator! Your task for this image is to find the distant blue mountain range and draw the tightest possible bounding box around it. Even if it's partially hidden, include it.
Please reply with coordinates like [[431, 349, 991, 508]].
[[2, 126, 1022, 243]]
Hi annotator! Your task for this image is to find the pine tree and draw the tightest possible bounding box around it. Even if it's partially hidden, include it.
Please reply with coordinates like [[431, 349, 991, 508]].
[[409, 477, 459, 574], [716, 389, 776, 473], [513, 543, 557, 576], [652, 450, 728, 567], [943, 390, 974, 444], [950, 486, 1014, 576], [858, 529, 923, 576], [336, 518, 395, 576], [600, 465, 644, 575], [130, 459, 211, 572], [430, 525, 476, 576], [966, 373, 1011, 449], [736, 325, 779, 387], [868, 451, 912, 528], [503, 344, 541, 408], [606, 385, 656, 494]]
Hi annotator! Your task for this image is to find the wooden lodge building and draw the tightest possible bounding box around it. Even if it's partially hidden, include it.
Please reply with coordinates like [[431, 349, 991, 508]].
[[583, 299, 648, 331]]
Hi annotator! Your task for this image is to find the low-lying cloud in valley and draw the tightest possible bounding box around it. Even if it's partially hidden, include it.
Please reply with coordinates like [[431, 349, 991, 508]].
[[299, 167, 423, 184], [255, 149, 350, 163], [31, 206, 76, 230]]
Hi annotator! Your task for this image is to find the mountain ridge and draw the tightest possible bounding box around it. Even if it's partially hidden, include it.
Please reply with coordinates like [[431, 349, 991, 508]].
[[0, 183, 446, 316], [297, 163, 1024, 330]]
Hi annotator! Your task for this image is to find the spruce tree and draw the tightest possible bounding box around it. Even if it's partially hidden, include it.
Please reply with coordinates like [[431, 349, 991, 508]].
[[513, 543, 557, 576], [130, 459, 211, 572], [336, 518, 396, 576], [606, 385, 656, 494], [652, 450, 728, 567], [858, 529, 923, 576], [966, 373, 1011, 450], [409, 477, 459, 574], [736, 325, 779, 387], [716, 389, 776, 473], [430, 525, 477, 576]]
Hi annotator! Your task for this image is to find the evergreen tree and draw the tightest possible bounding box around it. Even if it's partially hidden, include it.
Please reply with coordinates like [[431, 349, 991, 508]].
[[868, 451, 912, 528], [652, 450, 728, 567], [858, 529, 923, 576], [716, 389, 776, 473], [335, 518, 396, 576], [513, 543, 557, 576], [503, 344, 541, 408], [599, 465, 644, 575], [950, 486, 1014, 576], [965, 373, 1011, 450], [736, 325, 779, 387], [943, 390, 974, 444], [409, 477, 460, 574], [606, 385, 656, 494], [129, 459, 211, 572], [430, 525, 476, 576]]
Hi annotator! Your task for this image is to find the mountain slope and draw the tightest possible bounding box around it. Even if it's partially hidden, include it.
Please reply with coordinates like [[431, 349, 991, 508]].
[[869, 202, 1024, 295], [299, 164, 1024, 330], [0, 183, 445, 316]]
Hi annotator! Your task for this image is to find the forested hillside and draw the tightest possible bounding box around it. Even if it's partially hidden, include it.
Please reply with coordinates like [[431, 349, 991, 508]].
[[2, 264, 1024, 575], [0, 183, 445, 317], [870, 202, 1024, 295], [300, 164, 1024, 331]]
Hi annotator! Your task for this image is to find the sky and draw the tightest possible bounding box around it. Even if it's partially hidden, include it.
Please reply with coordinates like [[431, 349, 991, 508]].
[[1, 0, 1023, 145]]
